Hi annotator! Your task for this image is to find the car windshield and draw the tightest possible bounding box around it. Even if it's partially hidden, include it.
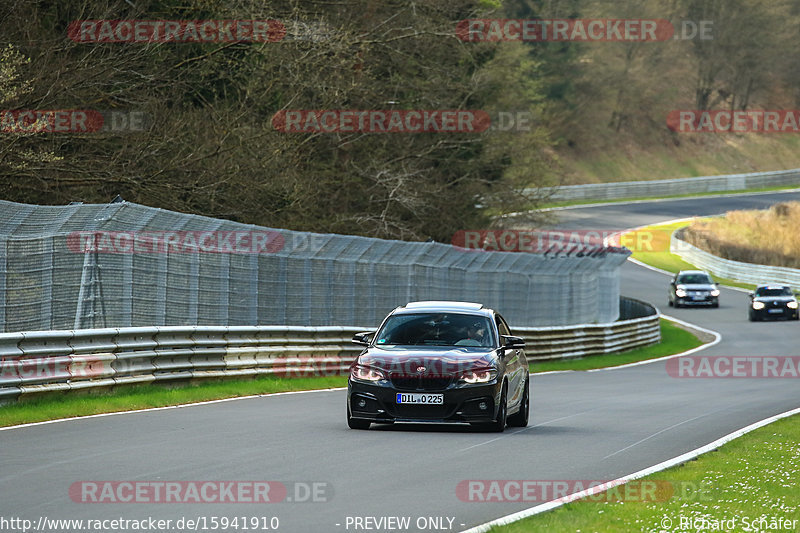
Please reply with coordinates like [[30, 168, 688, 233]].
[[755, 287, 793, 297], [677, 273, 712, 284], [374, 313, 495, 347]]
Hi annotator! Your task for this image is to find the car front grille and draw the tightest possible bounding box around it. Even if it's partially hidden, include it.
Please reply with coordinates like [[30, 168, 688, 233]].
[[391, 376, 453, 391]]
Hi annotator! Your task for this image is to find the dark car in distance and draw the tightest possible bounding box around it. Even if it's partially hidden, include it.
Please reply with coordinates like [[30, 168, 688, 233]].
[[748, 284, 799, 321], [668, 270, 720, 308], [346, 301, 529, 432]]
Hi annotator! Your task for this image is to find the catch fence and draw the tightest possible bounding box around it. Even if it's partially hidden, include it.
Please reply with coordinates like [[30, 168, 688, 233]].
[[0, 200, 630, 332]]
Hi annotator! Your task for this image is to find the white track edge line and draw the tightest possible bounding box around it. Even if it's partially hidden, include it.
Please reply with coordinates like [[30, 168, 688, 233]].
[[460, 405, 800, 533]]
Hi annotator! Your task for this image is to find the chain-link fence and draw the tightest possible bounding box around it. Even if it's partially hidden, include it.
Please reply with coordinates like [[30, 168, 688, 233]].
[[0, 199, 630, 332]]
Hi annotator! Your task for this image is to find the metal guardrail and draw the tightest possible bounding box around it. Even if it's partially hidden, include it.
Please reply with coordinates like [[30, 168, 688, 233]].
[[532, 168, 800, 202], [516, 297, 660, 360], [0, 326, 362, 400], [0, 298, 660, 400], [670, 229, 800, 289]]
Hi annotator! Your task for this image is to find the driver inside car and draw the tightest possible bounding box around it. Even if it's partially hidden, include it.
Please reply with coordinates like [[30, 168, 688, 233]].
[[455, 321, 487, 346]]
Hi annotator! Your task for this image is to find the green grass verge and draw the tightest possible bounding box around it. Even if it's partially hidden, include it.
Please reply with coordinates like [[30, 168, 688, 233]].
[[0, 375, 347, 428], [538, 184, 800, 210], [486, 413, 800, 533], [625, 220, 756, 291], [530, 318, 702, 374]]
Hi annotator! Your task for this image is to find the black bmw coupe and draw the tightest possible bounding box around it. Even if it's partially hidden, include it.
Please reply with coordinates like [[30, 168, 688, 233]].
[[347, 301, 529, 432]]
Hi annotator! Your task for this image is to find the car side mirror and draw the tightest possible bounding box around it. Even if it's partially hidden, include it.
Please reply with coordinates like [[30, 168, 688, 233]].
[[351, 331, 374, 347], [501, 335, 525, 348], [748, 292, 754, 298]]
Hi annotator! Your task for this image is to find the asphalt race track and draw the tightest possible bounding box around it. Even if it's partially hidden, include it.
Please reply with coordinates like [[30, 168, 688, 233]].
[[2, 191, 799, 533]]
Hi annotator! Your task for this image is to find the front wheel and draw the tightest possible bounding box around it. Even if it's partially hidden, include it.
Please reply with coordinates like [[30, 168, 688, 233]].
[[481, 386, 507, 433], [507, 378, 529, 428], [347, 405, 371, 430]]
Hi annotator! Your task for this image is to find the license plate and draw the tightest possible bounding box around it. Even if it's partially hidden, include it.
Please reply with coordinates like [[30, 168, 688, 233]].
[[692, 296, 705, 301], [396, 393, 443, 405], [768, 309, 783, 314]]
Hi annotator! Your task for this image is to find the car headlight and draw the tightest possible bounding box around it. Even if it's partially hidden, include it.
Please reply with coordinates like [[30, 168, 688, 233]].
[[460, 368, 498, 384], [350, 366, 386, 382], [788, 301, 798, 309], [752, 301, 765, 310], [675, 289, 687, 298], [710, 289, 720, 297]]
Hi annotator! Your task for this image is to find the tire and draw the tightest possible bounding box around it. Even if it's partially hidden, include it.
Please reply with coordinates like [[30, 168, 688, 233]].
[[482, 385, 507, 433], [347, 405, 371, 430], [712, 301, 719, 308], [507, 377, 529, 428], [668, 299, 673, 307]]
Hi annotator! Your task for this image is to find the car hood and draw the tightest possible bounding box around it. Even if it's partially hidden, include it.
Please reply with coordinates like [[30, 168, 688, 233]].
[[356, 346, 497, 377]]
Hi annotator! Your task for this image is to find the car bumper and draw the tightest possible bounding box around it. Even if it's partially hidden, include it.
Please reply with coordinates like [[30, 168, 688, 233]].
[[751, 307, 798, 319], [676, 296, 718, 306], [348, 379, 502, 424]]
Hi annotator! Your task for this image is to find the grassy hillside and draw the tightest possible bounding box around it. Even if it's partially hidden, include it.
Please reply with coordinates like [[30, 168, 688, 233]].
[[557, 133, 800, 185]]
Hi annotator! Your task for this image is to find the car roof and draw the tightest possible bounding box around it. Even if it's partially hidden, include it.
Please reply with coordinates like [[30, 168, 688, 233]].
[[677, 270, 709, 275], [393, 301, 493, 316], [756, 283, 791, 289]]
